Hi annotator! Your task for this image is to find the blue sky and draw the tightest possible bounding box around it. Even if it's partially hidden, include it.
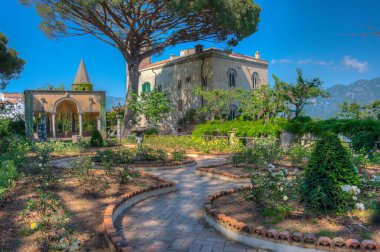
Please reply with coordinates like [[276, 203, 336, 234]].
[[1, 0, 380, 97]]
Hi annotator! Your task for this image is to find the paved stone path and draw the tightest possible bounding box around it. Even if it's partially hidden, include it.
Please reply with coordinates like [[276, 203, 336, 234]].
[[114, 155, 266, 252]]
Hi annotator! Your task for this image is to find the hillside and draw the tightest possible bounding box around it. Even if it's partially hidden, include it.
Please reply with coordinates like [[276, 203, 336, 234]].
[[305, 77, 380, 119]]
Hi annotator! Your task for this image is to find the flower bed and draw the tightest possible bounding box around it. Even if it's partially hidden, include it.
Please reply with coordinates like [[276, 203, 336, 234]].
[[204, 188, 380, 251], [0, 163, 171, 251], [195, 163, 250, 181], [103, 171, 176, 251]]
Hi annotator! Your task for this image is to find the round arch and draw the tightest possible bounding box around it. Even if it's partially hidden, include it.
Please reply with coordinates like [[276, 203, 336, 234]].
[[53, 97, 82, 114]]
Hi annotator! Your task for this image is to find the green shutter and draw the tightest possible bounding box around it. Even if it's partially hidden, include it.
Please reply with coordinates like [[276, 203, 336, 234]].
[[147, 83, 151, 93]]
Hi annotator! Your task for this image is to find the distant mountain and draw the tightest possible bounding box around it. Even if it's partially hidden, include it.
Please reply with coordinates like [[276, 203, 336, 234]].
[[305, 77, 380, 119], [106, 96, 125, 111]]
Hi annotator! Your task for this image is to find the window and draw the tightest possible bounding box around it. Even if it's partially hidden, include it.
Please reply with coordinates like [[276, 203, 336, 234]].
[[178, 99, 183, 111], [229, 105, 238, 120], [202, 76, 207, 87], [185, 76, 191, 83], [252, 72, 260, 89], [157, 84, 162, 92], [177, 80, 182, 90], [142, 82, 151, 93], [227, 69, 237, 87]]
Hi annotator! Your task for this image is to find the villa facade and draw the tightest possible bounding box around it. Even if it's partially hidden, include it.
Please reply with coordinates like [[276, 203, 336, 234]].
[[136, 46, 268, 125]]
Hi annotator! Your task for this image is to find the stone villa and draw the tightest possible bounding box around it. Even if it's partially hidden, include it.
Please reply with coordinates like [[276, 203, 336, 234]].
[[136, 45, 268, 125]]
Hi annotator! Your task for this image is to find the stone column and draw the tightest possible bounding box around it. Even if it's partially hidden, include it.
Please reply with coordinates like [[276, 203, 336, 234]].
[[79, 113, 83, 137], [97, 117, 101, 132], [51, 112, 56, 139], [117, 115, 122, 141]]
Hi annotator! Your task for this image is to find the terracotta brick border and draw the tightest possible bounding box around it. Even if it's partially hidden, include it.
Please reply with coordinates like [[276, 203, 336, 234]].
[[93, 158, 196, 170], [103, 171, 177, 251], [195, 162, 250, 181], [128, 158, 196, 168], [204, 187, 380, 251]]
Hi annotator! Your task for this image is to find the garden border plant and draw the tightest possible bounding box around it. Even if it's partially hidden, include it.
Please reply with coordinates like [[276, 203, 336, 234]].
[[204, 187, 380, 251]]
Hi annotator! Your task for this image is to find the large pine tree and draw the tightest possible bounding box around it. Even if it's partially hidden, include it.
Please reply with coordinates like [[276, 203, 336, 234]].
[[21, 0, 261, 135]]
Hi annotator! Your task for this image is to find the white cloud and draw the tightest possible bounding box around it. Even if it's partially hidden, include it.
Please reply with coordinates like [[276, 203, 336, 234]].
[[270, 59, 292, 64], [298, 59, 334, 66], [342, 56, 368, 73]]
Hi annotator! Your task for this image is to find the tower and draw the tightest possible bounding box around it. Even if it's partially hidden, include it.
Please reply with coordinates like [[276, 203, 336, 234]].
[[72, 59, 93, 91]]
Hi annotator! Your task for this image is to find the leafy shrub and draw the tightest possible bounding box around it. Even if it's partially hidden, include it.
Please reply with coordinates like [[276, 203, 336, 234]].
[[70, 156, 91, 179], [90, 130, 104, 147], [145, 135, 241, 153], [144, 128, 159, 135], [289, 144, 311, 166], [244, 167, 297, 218], [92, 148, 134, 165], [371, 151, 380, 165], [300, 132, 360, 214], [232, 137, 281, 168], [135, 145, 167, 161], [31, 143, 56, 186], [371, 202, 380, 225], [104, 138, 121, 147], [351, 131, 377, 153], [285, 117, 380, 139], [0, 160, 18, 198], [80, 173, 109, 197], [0, 118, 25, 137], [171, 150, 187, 161], [192, 118, 287, 137], [118, 167, 139, 184]]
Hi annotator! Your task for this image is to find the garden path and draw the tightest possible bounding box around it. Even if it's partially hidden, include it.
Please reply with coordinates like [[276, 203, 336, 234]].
[[114, 154, 267, 252]]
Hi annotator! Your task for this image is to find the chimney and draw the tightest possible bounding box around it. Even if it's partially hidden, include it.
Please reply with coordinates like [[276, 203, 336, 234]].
[[255, 51, 260, 59], [139, 56, 152, 69], [170, 54, 175, 60], [195, 44, 204, 54]]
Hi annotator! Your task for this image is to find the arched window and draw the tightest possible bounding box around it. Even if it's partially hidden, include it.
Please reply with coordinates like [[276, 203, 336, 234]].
[[252, 72, 260, 89], [157, 84, 162, 92], [227, 69, 237, 87], [228, 104, 238, 120]]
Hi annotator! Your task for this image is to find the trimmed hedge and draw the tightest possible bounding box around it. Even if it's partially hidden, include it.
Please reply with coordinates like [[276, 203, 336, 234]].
[[300, 132, 360, 214], [285, 117, 380, 138], [192, 118, 287, 137]]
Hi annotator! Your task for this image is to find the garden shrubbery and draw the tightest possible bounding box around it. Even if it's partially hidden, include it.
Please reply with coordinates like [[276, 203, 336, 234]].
[[90, 130, 104, 147], [145, 135, 241, 153], [135, 145, 167, 161], [232, 137, 281, 168], [300, 132, 360, 214], [285, 117, 380, 139], [192, 118, 287, 137], [171, 150, 187, 161]]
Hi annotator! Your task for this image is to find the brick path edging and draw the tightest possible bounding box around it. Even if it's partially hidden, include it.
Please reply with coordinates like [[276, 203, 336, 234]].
[[103, 171, 177, 252], [204, 187, 380, 252]]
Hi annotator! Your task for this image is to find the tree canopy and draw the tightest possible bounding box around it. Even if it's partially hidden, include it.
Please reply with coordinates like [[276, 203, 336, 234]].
[[282, 69, 330, 118], [128, 88, 171, 124], [0, 32, 26, 90], [20, 0, 261, 135]]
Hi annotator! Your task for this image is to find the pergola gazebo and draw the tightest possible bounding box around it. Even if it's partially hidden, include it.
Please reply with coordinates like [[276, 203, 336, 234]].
[[24, 60, 106, 139]]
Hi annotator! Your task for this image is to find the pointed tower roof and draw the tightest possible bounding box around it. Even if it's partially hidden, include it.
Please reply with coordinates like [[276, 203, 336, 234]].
[[74, 59, 91, 84]]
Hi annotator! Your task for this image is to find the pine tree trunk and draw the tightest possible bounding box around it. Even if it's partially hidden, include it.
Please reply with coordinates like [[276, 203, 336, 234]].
[[123, 59, 140, 137]]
